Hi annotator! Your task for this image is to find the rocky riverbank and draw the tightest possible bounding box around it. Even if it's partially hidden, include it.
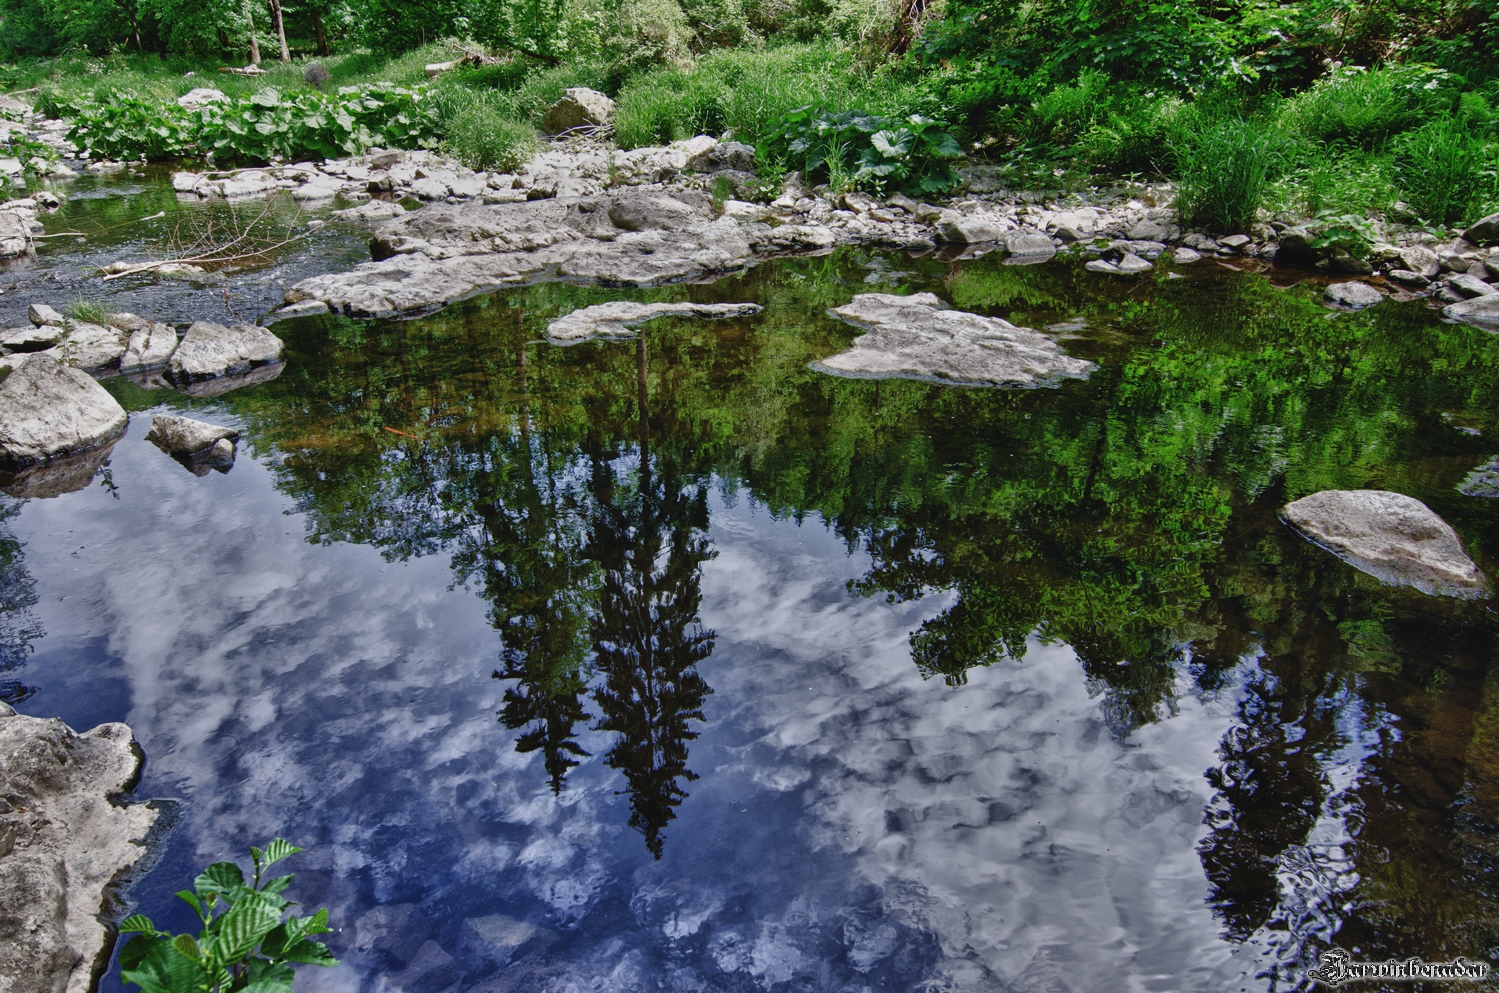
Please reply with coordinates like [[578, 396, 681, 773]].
[[0, 703, 161, 993]]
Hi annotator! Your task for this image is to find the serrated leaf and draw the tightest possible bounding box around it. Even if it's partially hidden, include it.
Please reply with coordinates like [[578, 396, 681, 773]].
[[215, 892, 285, 962], [258, 840, 300, 872], [195, 861, 245, 896], [172, 935, 201, 960], [122, 940, 207, 993], [120, 914, 157, 934]]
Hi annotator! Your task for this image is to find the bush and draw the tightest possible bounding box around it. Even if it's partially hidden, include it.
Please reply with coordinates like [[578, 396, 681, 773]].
[[1279, 63, 1459, 150], [760, 104, 962, 194], [66, 92, 197, 160], [440, 97, 539, 170], [1172, 117, 1292, 233], [1392, 118, 1495, 226]]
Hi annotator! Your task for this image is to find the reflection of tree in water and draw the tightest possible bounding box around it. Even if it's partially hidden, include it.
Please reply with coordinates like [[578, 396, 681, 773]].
[[0, 497, 42, 704], [585, 339, 716, 858]]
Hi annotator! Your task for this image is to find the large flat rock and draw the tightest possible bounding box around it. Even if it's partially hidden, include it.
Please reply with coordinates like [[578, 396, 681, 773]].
[[815, 292, 1095, 388], [0, 704, 160, 993], [283, 191, 770, 319], [545, 301, 762, 344], [0, 353, 128, 469], [1282, 489, 1486, 598], [166, 322, 283, 386], [1444, 293, 1499, 329]]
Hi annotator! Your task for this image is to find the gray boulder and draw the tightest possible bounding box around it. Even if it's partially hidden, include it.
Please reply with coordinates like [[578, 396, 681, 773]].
[[0, 354, 128, 468], [0, 211, 31, 258], [1282, 489, 1485, 598], [1004, 231, 1056, 261], [146, 414, 239, 456], [1386, 269, 1430, 288], [686, 141, 756, 173], [1397, 245, 1441, 278], [0, 705, 159, 993], [57, 324, 129, 373], [2, 325, 65, 352], [1462, 211, 1499, 245], [817, 292, 1094, 388], [1325, 281, 1383, 310], [1446, 272, 1496, 298], [167, 322, 283, 387], [1171, 247, 1202, 264], [1116, 253, 1153, 273], [934, 213, 1004, 244], [119, 322, 179, 374], [331, 200, 407, 223], [1444, 293, 1499, 329], [546, 301, 761, 345], [27, 304, 63, 327], [541, 88, 616, 134]]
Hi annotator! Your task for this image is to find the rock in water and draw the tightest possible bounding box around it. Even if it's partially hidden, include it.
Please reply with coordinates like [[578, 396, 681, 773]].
[[1444, 293, 1499, 330], [1459, 457, 1499, 498], [0, 704, 160, 993], [0, 210, 32, 257], [145, 414, 239, 456], [0, 353, 128, 469], [1005, 231, 1056, 261], [1281, 489, 1486, 598], [934, 213, 1003, 244], [1324, 281, 1384, 310], [166, 322, 283, 387], [119, 322, 179, 374], [546, 301, 762, 344], [542, 88, 617, 134], [817, 292, 1095, 388]]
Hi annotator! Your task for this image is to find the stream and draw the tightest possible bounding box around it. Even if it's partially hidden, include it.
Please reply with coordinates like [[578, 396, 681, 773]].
[[4, 173, 1499, 993]]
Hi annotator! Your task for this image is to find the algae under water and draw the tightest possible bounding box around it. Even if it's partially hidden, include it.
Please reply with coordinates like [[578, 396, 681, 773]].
[[4, 178, 1499, 992]]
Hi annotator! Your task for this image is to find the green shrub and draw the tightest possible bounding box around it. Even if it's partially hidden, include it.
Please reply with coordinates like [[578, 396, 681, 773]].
[[760, 104, 962, 194], [1268, 146, 1397, 218], [1392, 118, 1495, 226], [66, 92, 196, 160], [1279, 63, 1458, 150], [1171, 117, 1291, 233], [1028, 70, 1109, 143], [441, 98, 539, 170], [1081, 94, 1187, 173], [119, 840, 335, 993]]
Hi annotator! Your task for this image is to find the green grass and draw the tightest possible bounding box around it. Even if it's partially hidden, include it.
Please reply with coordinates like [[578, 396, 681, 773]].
[[1172, 116, 1292, 233], [67, 297, 109, 324], [439, 93, 539, 171], [1393, 118, 1497, 226]]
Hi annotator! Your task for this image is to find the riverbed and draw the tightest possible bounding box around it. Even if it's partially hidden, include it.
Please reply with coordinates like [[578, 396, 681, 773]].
[[4, 173, 1499, 993]]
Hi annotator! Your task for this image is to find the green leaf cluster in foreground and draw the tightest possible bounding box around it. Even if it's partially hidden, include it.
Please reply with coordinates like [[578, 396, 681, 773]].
[[119, 840, 337, 993]]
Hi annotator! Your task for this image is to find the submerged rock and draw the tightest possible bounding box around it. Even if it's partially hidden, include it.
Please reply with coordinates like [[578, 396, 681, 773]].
[[1459, 457, 1499, 498], [1281, 489, 1486, 598], [1325, 281, 1383, 310], [0, 704, 160, 993], [166, 322, 283, 387], [817, 292, 1095, 388], [0, 354, 128, 469], [546, 301, 762, 344]]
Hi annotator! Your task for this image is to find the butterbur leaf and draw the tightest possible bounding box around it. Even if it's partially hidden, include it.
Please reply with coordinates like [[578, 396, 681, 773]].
[[195, 861, 244, 896], [871, 130, 910, 158]]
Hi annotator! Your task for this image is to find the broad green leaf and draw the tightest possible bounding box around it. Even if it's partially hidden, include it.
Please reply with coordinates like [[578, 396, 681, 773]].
[[214, 892, 285, 962], [172, 935, 200, 960], [120, 914, 157, 934], [194, 861, 244, 896]]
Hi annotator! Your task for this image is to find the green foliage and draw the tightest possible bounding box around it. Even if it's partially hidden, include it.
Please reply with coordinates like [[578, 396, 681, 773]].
[[1172, 116, 1292, 233], [63, 83, 441, 165], [119, 840, 336, 993], [439, 95, 539, 171], [761, 104, 962, 194], [66, 92, 196, 161], [0, 131, 60, 202], [1279, 63, 1460, 150], [1392, 117, 1497, 226], [614, 72, 729, 148], [67, 298, 110, 323]]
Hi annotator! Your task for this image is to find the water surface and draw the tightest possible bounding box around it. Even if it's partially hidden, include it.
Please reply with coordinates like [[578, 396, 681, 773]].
[[4, 186, 1499, 993]]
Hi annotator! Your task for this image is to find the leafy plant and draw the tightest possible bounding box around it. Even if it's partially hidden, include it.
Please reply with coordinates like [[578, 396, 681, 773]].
[[761, 105, 962, 195], [67, 298, 109, 323], [67, 92, 197, 161], [440, 96, 539, 171], [118, 840, 336, 993]]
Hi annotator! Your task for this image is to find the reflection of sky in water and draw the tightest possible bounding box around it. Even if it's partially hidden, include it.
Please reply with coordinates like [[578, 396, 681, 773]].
[[9, 409, 1283, 993]]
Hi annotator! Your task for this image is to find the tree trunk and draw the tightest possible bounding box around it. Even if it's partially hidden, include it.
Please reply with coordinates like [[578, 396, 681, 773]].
[[268, 0, 290, 62], [129, 10, 143, 51], [312, 12, 329, 56], [246, 6, 261, 65]]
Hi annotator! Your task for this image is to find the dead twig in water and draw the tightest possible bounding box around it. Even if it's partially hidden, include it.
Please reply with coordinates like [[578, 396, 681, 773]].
[[98, 196, 314, 281]]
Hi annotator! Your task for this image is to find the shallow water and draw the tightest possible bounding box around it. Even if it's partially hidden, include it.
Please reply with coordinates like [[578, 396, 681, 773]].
[[4, 177, 1499, 993]]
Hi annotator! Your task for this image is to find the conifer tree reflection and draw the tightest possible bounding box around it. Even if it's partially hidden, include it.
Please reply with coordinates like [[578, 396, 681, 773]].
[[481, 345, 597, 795], [586, 337, 716, 858]]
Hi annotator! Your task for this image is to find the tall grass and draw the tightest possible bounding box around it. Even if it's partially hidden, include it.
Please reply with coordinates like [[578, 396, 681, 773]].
[[438, 91, 539, 171], [1171, 117, 1291, 233], [1278, 64, 1455, 150], [1392, 119, 1495, 226]]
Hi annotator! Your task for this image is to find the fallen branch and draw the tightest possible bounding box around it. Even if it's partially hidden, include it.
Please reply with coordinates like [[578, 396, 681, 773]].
[[99, 229, 314, 280], [217, 65, 267, 76]]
